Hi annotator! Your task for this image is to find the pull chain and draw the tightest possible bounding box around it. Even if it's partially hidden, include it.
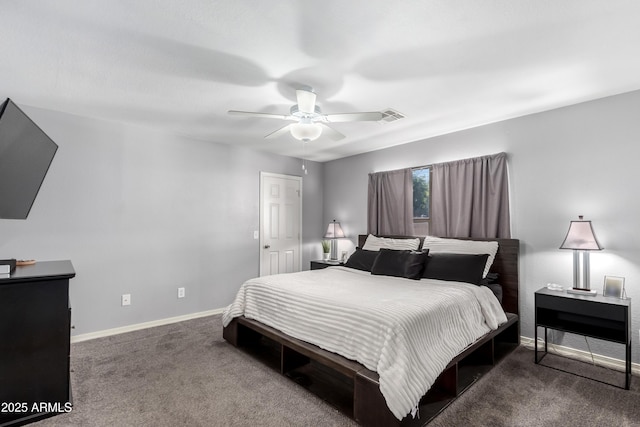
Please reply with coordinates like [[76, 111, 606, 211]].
[[301, 141, 308, 175]]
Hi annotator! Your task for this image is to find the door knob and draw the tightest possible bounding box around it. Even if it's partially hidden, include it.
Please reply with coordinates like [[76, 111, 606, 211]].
[[264, 245, 271, 249]]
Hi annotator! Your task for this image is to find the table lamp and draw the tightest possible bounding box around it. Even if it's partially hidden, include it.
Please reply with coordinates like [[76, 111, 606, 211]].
[[560, 215, 603, 295], [324, 220, 345, 261]]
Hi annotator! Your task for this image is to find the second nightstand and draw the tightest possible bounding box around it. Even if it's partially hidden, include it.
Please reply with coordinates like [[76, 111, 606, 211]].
[[534, 287, 631, 389], [310, 260, 344, 270]]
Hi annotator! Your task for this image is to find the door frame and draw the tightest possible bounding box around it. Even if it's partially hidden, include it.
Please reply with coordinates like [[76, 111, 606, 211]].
[[259, 172, 303, 276]]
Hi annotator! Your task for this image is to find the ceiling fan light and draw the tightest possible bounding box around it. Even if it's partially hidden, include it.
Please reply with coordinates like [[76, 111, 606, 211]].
[[290, 122, 322, 142]]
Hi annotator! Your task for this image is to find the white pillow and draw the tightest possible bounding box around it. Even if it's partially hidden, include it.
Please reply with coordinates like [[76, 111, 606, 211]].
[[362, 234, 421, 252], [422, 236, 499, 278]]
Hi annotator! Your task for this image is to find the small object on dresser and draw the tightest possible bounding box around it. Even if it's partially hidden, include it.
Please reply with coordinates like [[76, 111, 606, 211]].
[[0, 258, 16, 274], [546, 283, 563, 291], [16, 259, 36, 266]]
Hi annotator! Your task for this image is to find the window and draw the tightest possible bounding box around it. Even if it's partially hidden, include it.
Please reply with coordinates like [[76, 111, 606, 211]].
[[412, 167, 430, 235]]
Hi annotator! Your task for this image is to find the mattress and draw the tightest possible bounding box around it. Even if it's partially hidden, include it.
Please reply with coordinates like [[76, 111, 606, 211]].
[[223, 266, 507, 420]]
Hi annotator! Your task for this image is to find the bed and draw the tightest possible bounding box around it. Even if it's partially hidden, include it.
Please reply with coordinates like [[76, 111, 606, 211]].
[[223, 235, 519, 426]]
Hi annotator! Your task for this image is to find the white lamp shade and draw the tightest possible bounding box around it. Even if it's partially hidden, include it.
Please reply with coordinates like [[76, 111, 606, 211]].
[[560, 217, 603, 250], [290, 122, 322, 141], [324, 221, 345, 239]]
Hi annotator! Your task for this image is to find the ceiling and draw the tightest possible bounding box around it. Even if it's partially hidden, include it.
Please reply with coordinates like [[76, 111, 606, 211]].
[[2, 1, 640, 162]]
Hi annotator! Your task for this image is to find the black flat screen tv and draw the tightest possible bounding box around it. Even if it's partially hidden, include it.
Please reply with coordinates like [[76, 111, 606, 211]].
[[0, 98, 58, 219]]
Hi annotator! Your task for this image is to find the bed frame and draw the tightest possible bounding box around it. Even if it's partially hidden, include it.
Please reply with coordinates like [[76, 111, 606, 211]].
[[223, 236, 520, 426]]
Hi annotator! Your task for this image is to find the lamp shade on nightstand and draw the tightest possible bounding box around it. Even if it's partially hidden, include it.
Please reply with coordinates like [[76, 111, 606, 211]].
[[560, 216, 603, 294], [324, 220, 345, 261], [560, 218, 603, 251]]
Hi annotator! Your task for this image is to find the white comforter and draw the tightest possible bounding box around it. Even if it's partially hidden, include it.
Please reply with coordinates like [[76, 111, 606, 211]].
[[222, 267, 507, 420]]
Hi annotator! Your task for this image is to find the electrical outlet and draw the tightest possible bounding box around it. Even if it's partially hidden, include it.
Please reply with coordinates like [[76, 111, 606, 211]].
[[178, 287, 185, 298], [121, 294, 131, 306]]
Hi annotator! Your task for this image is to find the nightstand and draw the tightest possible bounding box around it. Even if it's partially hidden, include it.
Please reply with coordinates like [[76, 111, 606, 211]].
[[534, 287, 631, 389], [310, 260, 344, 270]]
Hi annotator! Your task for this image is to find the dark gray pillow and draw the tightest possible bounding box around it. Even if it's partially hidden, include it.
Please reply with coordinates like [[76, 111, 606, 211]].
[[485, 283, 503, 303], [371, 249, 429, 280], [480, 273, 502, 301], [479, 272, 500, 286], [422, 253, 489, 285], [344, 248, 379, 272]]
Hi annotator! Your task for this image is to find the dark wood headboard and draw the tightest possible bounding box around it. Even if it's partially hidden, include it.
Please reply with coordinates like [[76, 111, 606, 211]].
[[357, 235, 520, 315]]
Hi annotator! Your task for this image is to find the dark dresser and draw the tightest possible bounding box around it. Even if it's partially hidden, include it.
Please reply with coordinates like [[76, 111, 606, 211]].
[[0, 261, 76, 426]]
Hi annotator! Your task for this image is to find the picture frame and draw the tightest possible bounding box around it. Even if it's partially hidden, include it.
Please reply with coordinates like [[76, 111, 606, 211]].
[[603, 275, 625, 299]]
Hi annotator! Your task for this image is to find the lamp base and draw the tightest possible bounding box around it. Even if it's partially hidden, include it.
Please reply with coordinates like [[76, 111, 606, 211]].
[[566, 288, 597, 296]]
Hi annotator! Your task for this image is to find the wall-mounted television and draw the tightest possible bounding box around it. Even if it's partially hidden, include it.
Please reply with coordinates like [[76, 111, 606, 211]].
[[0, 98, 58, 219]]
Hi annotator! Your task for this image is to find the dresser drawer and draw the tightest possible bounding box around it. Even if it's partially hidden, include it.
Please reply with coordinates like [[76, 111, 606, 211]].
[[536, 293, 626, 322]]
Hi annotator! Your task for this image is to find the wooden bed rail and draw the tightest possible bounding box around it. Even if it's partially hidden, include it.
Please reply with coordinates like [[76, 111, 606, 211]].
[[224, 313, 519, 426]]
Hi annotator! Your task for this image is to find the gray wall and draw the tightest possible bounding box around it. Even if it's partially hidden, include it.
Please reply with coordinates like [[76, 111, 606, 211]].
[[0, 106, 325, 336], [3, 89, 638, 361], [324, 89, 640, 363]]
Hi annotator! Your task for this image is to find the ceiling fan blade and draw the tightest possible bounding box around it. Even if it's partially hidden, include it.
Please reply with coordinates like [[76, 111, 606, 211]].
[[265, 124, 294, 139], [319, 123, 345, 141], [228, 110, 291, 120], [325, 112, 383, 122], [296, 89, 316, 114]]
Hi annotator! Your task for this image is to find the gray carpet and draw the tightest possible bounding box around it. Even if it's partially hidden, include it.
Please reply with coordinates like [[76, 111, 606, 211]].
[[32, 315, 639, 426], [33, 315, 355, 427], [430, 346, 640, 427]]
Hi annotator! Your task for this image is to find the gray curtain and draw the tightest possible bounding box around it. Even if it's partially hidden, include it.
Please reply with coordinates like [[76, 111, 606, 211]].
[[367, 168, 415, 235], [431, 152, 511, 238]]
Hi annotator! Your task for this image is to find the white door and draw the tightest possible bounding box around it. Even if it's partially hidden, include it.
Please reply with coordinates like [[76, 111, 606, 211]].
[[260, 172, 302, 276]]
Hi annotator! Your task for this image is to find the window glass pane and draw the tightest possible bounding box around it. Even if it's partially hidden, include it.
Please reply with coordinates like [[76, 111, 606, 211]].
[[413, 168, 430, 219]]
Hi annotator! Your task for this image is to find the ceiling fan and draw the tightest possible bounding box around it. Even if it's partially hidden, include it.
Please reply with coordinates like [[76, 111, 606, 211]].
[[228, 87, 383, 142]]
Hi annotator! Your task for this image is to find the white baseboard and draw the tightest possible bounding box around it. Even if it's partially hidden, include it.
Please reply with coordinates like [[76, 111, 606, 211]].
[[71, 307, 226, 343], [521, 336, 639, 376]]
